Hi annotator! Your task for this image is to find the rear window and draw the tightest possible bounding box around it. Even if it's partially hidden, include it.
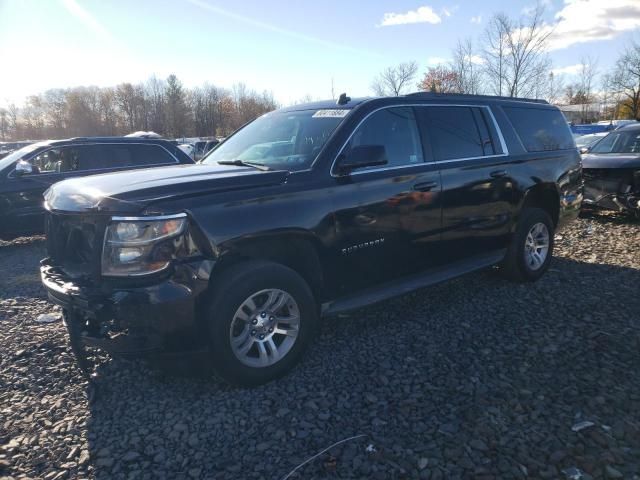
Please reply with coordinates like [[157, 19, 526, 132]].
[[503, 106, 574, 152], [418, 106, 488, 161]]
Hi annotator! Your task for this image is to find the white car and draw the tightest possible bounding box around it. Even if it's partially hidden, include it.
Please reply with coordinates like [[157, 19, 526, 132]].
[[177, 143, 195, 157]]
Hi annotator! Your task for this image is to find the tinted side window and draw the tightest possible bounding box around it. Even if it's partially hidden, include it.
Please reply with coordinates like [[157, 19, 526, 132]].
[[129, 144, 176, 166], [343, 107, 423, 170], [31, 148, 62, 173], [33, 146, 110, 173], [503, 106, 574, 152], [419, 107, 485, 161], [58, 145, 117, 172]]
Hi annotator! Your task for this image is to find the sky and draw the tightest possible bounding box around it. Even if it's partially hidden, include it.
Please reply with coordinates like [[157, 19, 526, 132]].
[[0, 0, 639, 108]]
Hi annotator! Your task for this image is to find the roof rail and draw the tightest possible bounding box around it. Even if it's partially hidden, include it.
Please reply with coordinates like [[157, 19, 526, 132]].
[[405, 91, 549, 105]]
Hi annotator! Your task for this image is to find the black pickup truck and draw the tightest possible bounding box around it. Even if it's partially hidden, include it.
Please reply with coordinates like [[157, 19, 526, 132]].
[[40, 93, 583, 385]]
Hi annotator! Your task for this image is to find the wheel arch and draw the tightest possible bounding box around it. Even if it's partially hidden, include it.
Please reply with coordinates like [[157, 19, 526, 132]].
[[207, 231, 327, 303], [519, 184, 560, 228]]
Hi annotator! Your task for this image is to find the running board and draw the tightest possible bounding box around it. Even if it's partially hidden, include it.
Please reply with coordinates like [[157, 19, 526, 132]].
[[321, 249, 506, 317]]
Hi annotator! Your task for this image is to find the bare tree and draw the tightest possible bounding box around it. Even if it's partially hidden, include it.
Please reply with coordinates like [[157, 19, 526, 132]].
[[543, 71, 565, 104], [504, 5, 553, 97], [145, 75, 166, 134], [577, 56, 599, 122], [0, 108, 8, 140], [371, 61, 419, 96], [8, 104, 19, 139], [451, 38, 482, 94], [482, 13, 510, 96], [600, 73, 625, 121], [482, 6, 552, 98], [43, 89, 68, 137], [99, 88, 118, 136], [165, 74, 189, 138], [610, 41, 640, 120]]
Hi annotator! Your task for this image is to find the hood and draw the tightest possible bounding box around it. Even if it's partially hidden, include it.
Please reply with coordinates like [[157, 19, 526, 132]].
[[44, 163, 289, 213], [582, 153, 640, 170]]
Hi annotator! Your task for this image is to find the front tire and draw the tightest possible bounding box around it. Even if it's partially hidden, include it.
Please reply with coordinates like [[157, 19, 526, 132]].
[[206, 261, 318, 386], [500, 208, 555, 282]]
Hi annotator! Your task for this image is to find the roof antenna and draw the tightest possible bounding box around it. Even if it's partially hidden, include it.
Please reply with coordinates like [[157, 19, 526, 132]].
[[337, 93, 351, 106]]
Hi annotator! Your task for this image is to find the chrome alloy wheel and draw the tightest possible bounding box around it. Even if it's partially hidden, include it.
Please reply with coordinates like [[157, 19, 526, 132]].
[[524, 222, 550, 271], [229, 289, 300, 367]]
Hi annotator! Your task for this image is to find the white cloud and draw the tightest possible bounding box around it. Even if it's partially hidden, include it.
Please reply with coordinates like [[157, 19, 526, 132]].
[[441, 5, 459, 18], [426, 56, 450, 66], [468, 55, 486, 65], [470, 15, 482, 24], [551, 64, 583, 75], [60, 0, 112, 41], [547, 0, 640, 50], [188, 0, 377, 57], [379, 6, 442, 27]]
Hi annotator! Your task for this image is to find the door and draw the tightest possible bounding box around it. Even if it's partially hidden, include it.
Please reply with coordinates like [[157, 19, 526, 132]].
[[331, 106, 443, 294], [416, 105, 515, 262]]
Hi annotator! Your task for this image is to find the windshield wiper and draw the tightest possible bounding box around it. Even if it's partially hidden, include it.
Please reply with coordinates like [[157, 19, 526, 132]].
[[217, 159, 271, 171]]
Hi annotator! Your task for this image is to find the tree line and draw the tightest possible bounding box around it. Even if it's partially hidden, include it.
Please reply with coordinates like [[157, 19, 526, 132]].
[[0, 75, 277, 141], [372, 6, 640, 122], [3, 6, 640, 141]]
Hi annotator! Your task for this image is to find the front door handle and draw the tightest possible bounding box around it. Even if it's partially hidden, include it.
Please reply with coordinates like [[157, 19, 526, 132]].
[[490, 170, 507, 178], [413, 181, 438, 192]]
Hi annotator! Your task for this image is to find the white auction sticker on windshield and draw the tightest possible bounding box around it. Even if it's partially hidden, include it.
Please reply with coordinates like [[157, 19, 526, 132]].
[[312, 109, 350, 118]]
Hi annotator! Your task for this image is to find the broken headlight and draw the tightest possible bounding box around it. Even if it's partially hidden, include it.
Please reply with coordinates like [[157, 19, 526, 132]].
[[102, 213, 187, 276]]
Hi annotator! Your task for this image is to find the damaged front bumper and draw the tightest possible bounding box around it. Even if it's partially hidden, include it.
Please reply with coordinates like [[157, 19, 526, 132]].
[[40, 259, 212, 361], [582, 168, 640, 214]]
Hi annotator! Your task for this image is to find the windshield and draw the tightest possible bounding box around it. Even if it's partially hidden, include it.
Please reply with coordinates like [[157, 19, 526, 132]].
[[0, 143, 43, 171], [202, 109, 348, 171], [575, 134, 605, 148], [590, 129, 640, 154]]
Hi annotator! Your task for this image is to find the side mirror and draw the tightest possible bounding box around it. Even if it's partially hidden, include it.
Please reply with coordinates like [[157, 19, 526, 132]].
[[336, 145, 388, 175], [14, 160, 33, 176], [578, 146, 589, 155]]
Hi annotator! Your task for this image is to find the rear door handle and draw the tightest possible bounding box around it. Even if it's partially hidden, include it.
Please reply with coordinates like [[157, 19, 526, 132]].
[[490, 170, 507, 178], [413, 181, 438, 192]]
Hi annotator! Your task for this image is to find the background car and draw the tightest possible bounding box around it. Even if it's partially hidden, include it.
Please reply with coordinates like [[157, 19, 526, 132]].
[[193, 139, 220, 161], [595, 119, 638, 130], [0, 137, 193, 239], [581, 124, 640, 218]]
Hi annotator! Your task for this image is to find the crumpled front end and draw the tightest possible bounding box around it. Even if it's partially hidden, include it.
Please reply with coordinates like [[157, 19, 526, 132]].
[[40, 206, 216, 366], [583, 168, 640, 214]]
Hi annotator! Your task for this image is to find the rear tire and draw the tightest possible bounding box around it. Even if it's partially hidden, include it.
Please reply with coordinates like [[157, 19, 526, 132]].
[[206, 260, 318, 386], [500, 208, 555, 282]]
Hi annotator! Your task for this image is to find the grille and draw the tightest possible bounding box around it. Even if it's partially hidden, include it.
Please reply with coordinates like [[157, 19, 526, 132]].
[[45, 212, 106, 282]]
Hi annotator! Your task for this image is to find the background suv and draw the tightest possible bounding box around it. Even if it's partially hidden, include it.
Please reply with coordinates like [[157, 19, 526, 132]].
[[0, 137, 193, 239]]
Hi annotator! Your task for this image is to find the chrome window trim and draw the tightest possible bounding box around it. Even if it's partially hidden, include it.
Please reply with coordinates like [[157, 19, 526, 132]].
[[110, 213, 188, 222], [7, 142, 180, 179], [330, 104, 510, 177]]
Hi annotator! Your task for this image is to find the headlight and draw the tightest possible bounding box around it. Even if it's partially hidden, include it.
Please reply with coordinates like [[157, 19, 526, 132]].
[[102, 213, 187, 276]]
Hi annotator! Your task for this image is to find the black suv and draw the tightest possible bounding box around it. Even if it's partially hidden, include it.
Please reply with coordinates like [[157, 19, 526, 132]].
[[40, 94, 583, 385], [0, 137, 193, 239]]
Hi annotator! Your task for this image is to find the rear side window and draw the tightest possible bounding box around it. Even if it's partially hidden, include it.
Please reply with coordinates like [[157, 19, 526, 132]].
[[343, 107, 424, 170], [129, 144, 177, 166], [503, 106, 574, 152], [418, 106, 487, 161]]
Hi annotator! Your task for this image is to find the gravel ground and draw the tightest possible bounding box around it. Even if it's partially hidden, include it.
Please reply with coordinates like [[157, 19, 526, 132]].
[[1, 213, 639, 480]]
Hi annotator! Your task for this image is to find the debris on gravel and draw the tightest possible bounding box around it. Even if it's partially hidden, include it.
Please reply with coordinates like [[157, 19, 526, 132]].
[[1, 213, 639, 479]]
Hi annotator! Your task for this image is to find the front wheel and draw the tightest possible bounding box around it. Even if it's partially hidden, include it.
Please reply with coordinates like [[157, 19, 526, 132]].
[[500, 208, 555, 282], [206, 261, 318, 386]]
